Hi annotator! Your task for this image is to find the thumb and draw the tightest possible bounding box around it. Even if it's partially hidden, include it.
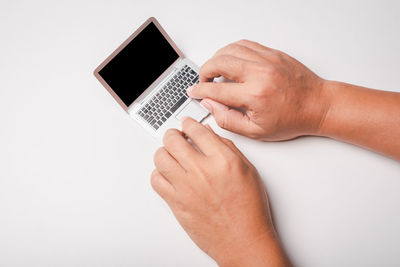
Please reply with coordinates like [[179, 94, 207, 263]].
[[200, 98, 252, 136]]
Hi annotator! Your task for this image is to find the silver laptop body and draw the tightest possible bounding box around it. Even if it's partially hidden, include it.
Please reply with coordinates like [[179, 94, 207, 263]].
[[94, 17, 209, 141]]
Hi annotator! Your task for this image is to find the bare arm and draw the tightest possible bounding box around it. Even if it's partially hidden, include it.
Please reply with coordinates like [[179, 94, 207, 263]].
[[319, 81, 400, 160], [151, 41, 399, 267], [188, 39, 400, 161]]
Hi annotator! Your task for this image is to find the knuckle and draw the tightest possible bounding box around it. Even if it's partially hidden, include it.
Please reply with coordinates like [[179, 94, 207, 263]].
[[236, 39, 264, 49], [188, 124, 203, 137], [219, 153, 241, 170], [150, 170, 160, 189], [215, 54, 230, 63], [248, 85, 266, 99], [214, 111, 229, 130], [214, 42, 240, 56], [175, 198, 189, 213], [273, 48, 285, 57], [199, 61, 209, 76], [163, 128, 180, 145], [225, 43, 242, 54], [214, 45, 228, 57], [236, 39, 250, 45], [200, 54, 220, 76], [269, 49, 286, 63], [184, 119, 205, 137], [153, 147, 165, 166], [253, 62, 274, 75], [271, 53, 283, 63], [223, 137, 234, 146]]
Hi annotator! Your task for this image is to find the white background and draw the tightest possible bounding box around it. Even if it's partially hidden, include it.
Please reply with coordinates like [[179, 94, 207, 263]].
[[1, 0, 400, 266]]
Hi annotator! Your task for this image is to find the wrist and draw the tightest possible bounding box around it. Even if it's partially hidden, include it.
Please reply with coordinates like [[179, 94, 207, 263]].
[[302, 78, 334, 137], [314, 80, 342, 138], [215, 231, 290, 267]]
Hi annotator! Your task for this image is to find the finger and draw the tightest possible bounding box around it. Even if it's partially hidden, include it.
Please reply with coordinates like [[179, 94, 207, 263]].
[[153, 147, 186, 185], [200, 121, 252, 164], [187, 82, 249, 108], [219, 137, 249, 163], [199, 55, 251, 83], [204, 124, 213, 131], [201, 122, 251, 164], [181, 117, 229, 156], [150, 169, 175, 203], [200, 98, 255, 137], [163, 128, 202, 170], [214, 42, 264, 62]]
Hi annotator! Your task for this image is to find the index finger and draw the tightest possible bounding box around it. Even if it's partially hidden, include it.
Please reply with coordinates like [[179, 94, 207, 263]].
[[163, 128, 202, 171], [181, 117, 230, 157], [199, 55, 251, 83], [188, 82, 250, 108]]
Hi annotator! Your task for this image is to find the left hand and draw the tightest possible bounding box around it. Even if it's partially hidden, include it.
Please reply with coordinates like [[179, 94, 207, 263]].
[[187, 39, 328, 141], [151, 117, 290, 266]]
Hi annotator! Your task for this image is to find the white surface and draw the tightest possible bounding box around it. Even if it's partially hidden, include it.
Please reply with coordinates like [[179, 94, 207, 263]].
[[1, 0, 400, 266]]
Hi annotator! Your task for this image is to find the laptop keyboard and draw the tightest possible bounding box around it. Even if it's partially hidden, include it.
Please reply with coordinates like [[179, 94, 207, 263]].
[[137, 65, 199, 130]]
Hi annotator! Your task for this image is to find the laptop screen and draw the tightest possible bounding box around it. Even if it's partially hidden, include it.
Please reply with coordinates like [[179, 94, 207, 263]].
[[98, 22, 179, 107]]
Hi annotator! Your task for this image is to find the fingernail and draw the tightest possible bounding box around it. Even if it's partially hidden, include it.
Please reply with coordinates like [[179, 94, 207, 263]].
[[200, 100, 213, 113]]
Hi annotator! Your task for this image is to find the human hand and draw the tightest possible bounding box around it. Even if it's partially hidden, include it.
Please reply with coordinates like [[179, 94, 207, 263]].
[[187, 39, 330, 141], [152, 117, 290, 266]]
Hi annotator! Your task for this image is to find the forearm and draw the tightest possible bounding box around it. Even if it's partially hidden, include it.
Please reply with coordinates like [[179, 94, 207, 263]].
[[317, 80, 400, 161]]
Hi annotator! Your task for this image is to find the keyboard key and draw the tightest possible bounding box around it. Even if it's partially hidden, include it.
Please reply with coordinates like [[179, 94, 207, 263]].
[[170, 96, 187, 113], [137, 65, 198, 129]]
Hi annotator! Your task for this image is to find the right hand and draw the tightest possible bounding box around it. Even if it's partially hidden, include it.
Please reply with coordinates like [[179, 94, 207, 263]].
[[187, 39, 330, 141], [152, 118, 290, 266]]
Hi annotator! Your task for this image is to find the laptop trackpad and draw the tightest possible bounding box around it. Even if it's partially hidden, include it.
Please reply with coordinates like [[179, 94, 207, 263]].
[[175, 100, 209, 122]]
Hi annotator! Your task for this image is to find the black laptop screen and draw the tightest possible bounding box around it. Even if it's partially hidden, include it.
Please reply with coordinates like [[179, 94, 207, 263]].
[[98, 22, 179, 107]]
